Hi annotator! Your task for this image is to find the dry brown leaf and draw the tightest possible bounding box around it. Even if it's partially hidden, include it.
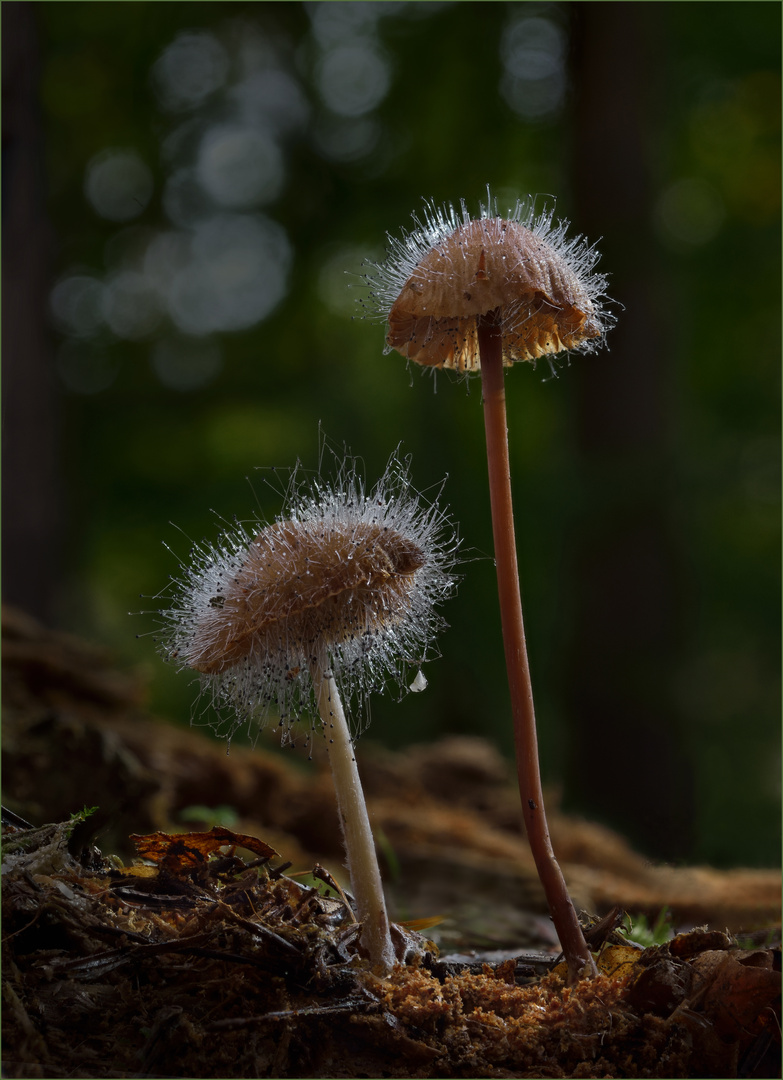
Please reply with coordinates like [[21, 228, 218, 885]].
[[130, 826, 279, 868], [693, 949, 781, 1041]]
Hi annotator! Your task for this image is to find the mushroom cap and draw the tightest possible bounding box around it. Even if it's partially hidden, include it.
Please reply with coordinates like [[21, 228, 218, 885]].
[[188, 518, 426, 676], [374, 205, 610, 372], [157, 452, 459, 736]]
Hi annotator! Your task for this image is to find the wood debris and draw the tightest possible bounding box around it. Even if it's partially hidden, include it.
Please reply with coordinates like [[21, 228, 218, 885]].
[[2, 815, 780, 1078]]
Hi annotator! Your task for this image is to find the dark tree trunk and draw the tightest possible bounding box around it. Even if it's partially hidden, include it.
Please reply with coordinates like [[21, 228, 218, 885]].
[[2, 2, 62, 623], [563, 3, 695, 859]]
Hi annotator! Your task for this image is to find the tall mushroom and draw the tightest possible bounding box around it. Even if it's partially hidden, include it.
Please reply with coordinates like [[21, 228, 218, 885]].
[[366, 195, 614, 980]]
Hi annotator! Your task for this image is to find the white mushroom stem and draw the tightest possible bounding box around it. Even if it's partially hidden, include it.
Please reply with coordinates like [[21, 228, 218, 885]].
[[310, 647, 395, 974]]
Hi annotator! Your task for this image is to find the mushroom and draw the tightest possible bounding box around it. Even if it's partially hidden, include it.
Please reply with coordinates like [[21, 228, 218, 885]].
[[156, 450, 459, 974], [367, 195, 614, 980]]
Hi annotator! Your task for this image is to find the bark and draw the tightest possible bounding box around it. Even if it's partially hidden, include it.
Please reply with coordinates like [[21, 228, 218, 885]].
[[564, 3, 694, 858], [2, 2, 62, 623]]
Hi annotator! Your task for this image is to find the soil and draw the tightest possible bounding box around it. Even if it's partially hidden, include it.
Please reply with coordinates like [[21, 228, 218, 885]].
[[2, 605, 781, 1078]]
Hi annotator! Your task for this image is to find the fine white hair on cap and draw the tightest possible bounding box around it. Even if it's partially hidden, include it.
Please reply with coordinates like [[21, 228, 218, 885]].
[[362, 191, 615, 373], [155, 447, 460, 742]]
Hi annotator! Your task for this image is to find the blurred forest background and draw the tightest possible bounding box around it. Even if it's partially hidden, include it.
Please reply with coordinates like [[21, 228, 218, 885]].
[[3, 1, 780, 869]]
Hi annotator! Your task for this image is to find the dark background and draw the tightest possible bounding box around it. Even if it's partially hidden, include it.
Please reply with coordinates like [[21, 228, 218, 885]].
[[3, 1, 780, 867]]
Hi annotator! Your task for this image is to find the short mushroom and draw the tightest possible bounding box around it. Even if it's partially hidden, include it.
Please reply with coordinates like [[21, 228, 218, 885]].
[[155, 450, 459, 974]]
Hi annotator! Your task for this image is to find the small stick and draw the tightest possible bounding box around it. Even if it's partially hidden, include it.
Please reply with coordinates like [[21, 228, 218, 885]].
[[478, 309, 596, 981], [311, 863, 358, 923], [310, 647, 395, 974]]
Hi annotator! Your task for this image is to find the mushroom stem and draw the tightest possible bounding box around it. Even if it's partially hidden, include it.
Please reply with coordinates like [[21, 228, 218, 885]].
[[310, 647, 395, 974], [477, 309, 596, 982]]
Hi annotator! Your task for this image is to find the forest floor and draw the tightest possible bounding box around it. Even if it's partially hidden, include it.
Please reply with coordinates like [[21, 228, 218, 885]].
[[2, 605, 780, 1078]]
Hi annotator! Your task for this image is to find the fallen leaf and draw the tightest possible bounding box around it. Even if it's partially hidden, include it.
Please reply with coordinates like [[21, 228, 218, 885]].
[[597, 943, 643, 979], [693, 950, 781, 1041], [130, 826, 279, 867]]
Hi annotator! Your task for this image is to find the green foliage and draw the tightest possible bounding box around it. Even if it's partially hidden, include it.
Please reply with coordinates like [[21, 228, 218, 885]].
[[620, 910, 674, 950], [68, 806, 100, 831]]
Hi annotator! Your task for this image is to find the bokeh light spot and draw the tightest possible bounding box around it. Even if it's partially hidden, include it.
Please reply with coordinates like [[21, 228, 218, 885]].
[[499, 13, 567, 120], [143, 230, 192, 295], [654, 176, 725, 249], [316, 43, 391, 118], [163, 166, 215, 229], [167, 213, 292, 335], [152, 31, 229, 112], [102, 271, 162, 340], [85, 149, 154, 223], [50, 274, 106, 338], [308, 1, 391, 48], [196, 124, 284, 208], [232, 69, 310, 135]]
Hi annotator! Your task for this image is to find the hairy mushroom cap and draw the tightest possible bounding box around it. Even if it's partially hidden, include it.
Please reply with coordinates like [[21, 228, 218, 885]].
[[188, 518, 426, 676], [366, 196, 613, 372], [156, 451, 459, 739]]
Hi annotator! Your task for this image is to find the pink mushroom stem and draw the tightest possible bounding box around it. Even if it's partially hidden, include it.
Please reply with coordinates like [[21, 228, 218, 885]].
[[478, 309, 596, 981]]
